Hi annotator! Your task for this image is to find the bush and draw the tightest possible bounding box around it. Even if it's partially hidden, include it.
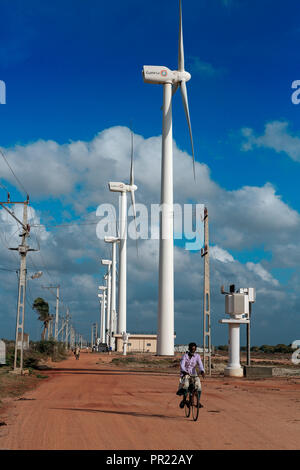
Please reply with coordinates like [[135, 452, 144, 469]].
[[273, 344, 293, 353], [4, 344, 15, 367], [217, 345, 228, 351], [4, 340, 67, 369], [23, 355, 40, 369], [33, 339, 56, 355], [259, 344, 293, 354]]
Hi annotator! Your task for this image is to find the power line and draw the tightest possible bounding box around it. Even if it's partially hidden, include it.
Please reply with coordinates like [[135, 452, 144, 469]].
[[0, 148, 29, 197], [0, 266, 18, 272], [0, 181, 10, 195]]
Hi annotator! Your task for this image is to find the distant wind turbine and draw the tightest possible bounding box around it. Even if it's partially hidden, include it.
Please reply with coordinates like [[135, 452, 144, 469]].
[[108, 129, 138, 338], [143, 0, 195, 356], [104, 235, 119, 350]]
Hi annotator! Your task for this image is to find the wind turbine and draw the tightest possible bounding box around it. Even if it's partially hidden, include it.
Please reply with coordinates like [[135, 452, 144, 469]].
[[143, 0, 195, 356], [98, 285, 107, 343], [104, 235, 119, 350], [108, 129, 138, 338], [101, 259, 112, 346]]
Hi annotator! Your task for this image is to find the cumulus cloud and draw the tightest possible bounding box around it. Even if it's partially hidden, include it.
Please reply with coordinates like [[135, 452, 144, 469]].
[[246, 262, 279, 286], [211, 245, 234, 263], [189, 57, 226, 78], [241, 121, 300, 162], [0, 125, 299, 345]]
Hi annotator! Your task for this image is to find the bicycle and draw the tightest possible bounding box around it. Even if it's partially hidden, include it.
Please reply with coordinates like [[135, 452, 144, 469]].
[[183, 376, 200, 421]]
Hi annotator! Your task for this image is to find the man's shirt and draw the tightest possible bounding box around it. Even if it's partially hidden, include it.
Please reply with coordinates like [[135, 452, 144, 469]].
[[180, 352, 204, 376]]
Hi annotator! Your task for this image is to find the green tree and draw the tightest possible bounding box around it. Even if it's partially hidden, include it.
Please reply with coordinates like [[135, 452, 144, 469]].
[[33, 297, 51, 341]]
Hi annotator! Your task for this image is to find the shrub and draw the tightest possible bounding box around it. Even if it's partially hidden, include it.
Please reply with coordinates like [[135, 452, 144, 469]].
[[273, 344, 293, 353], [33, 339, 56, 355], [4, 344, 15, 367], [217, 345, 228, 351], [4, 340, 67, 369]]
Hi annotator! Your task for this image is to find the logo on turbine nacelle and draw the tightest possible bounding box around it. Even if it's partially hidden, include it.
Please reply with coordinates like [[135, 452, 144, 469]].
[[161, 70, 168, 77]]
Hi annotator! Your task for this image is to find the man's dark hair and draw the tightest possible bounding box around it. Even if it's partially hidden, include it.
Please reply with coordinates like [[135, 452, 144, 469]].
[[188, 342, 197, 350]]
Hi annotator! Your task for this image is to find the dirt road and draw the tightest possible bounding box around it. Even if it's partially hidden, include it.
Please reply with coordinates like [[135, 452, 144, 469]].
[[0, 352, 299, 450]]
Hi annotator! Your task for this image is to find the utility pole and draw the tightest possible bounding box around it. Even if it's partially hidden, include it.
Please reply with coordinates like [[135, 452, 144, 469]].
[[42, 285, 60, 341], [247, 303, 252, 366], [65, 309, 70, 349], [201, 207, 211, 376], [70, 326, 75, 349], [58, 316, 65, 341], [91, 323, 98, 349], [47, 316, 52, 339], [0, 196, 37, 374]]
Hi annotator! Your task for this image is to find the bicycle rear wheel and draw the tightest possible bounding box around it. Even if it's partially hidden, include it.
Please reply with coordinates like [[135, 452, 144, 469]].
[[191, 390, 199, 421], [184, 394, 191, 417]]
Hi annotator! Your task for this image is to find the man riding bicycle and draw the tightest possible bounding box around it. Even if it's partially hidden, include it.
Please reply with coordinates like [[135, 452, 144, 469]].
[[177, 342, 205, 409]]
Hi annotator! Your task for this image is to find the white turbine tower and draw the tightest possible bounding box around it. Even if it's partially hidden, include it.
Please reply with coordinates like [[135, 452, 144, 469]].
[[143, 0, 195, 356], [101, 259, 112, 345], [104, 236, 119, 350], [108, 130, 138, 338], [98, 285, 107, 343], [97, 292, 103, 341]]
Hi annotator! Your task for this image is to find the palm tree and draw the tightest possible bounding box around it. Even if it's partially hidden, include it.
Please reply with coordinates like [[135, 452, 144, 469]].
[[33, 297, 51, 341]]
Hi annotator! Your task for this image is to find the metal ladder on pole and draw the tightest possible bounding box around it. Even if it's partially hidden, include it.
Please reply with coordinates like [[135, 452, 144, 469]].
[[201, 207, 211, 375]]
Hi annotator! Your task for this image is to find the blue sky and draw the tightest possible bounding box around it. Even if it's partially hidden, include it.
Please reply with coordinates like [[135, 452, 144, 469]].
[[0, 0, 300, 347]]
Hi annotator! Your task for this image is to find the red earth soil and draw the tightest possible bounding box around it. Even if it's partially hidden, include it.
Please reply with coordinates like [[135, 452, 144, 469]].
[[0, 351, 299, 450]]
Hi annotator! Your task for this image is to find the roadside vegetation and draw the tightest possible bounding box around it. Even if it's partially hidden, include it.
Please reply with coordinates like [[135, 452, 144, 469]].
[[111, 354, 180, 372], [216, 344, 294, 354], [0, 339, 68, 412], [108, 344, 297, 372], [3, 339, 68, 369]]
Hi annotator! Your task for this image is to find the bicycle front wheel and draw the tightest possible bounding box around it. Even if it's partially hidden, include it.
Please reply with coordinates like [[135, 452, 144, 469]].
[[184, 394, 191, 418], [191, 391, 199, 421]]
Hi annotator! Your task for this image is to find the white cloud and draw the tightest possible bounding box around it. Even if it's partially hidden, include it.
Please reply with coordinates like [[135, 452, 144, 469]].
[[211, 245, 234, 263], [1, 125, 300, 344], [189, 57, 226, 78], [241, 121, 300, 162], [246, 262, 279, 286]]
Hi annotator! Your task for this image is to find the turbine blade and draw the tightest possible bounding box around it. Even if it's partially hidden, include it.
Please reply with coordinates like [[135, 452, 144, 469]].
[[130, 128, 134, 186], [172, 83, 180, 97], [180, 80, 195, 180], [178, 0, 184, 72], [116, 219, 119, 238], [113, 212, 120, 239], [130, 188, 139, 257]]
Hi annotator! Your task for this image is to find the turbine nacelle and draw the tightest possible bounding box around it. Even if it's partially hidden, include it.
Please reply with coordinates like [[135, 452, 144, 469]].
[[101, 259, 112, 266], [108, 182, 138, 193], [104, 236, 120, 243], [143, 66, 191, 85]]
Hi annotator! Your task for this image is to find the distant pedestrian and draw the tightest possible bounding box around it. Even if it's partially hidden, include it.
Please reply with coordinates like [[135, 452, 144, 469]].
[[74, 346, 80, 360]]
